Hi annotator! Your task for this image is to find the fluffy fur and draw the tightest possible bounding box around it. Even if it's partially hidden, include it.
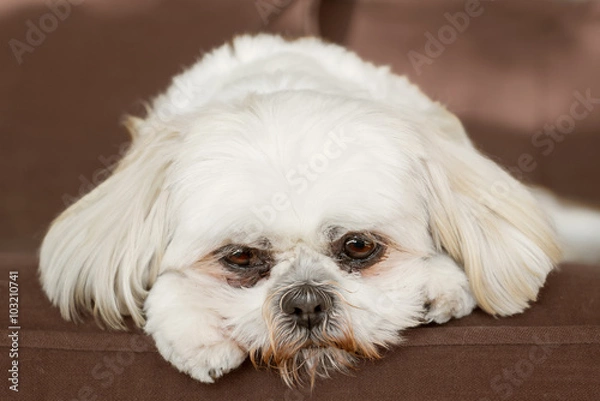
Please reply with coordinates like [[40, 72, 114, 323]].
[[40, 34, 586, 386]]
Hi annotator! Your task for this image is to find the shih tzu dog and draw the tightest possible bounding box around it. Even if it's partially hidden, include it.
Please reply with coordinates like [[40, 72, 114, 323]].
[[39, 34, 600, 387]]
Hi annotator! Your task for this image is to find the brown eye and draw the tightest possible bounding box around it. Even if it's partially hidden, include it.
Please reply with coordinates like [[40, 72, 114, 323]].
[[223, 248, 256, 267], [343, 236, 378, 259], [331, 231, 385, 272]]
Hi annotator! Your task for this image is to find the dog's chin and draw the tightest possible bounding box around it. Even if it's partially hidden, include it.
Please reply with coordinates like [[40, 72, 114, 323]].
[[249, 326, 384, 387], [250, 344, 358, 388]]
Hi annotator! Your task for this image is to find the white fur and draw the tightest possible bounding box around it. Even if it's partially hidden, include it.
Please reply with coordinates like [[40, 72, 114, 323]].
[[424, 255, 477, 324], [40, 34, 585, 385]]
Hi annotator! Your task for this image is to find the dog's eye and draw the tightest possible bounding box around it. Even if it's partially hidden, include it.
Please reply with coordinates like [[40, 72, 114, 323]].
[[223, 248, 257, 267], [216, 245, 273, 287], [343, 235, 378, 259], [331, 232, 386, 272]]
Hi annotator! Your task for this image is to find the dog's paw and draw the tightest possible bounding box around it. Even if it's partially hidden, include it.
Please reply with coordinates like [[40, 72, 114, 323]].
[[425, 281, 476, 324], [144, 272, 248, 383], [154, 336, 247, 383], [185, 341, 247, 383], [424, 256, 477, 324]]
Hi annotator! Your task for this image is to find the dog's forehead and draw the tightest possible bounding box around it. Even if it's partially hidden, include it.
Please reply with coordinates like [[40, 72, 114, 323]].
[[170, 92, 427, 251]]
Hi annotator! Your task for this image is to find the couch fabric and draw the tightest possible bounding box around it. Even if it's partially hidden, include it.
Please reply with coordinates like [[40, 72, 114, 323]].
[[1, 1, 599, 400]]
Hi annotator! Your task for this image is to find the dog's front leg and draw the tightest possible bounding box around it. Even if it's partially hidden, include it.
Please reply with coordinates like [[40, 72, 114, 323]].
[[144, 271, 246, 383], [423, 255, 477, 324]]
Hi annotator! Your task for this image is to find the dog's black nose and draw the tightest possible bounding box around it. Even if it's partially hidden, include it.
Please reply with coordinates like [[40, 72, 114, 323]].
[[281, 285, 333, 329]]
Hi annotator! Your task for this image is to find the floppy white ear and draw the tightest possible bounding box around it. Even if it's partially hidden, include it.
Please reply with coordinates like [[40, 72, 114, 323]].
[[39, 120, 176, 329], [423, 107, 561, 316]]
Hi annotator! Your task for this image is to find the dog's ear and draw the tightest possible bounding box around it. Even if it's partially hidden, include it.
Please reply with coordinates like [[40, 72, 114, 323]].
[[39, 119, 176, 329], [423, 106, 561, 316]]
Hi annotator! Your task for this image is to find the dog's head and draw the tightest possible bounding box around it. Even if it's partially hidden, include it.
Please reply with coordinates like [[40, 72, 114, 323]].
[[40, 89, 560, 385]]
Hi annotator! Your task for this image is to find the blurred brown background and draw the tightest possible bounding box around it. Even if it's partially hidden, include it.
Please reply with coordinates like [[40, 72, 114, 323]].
[[2, 0, 599, 253]]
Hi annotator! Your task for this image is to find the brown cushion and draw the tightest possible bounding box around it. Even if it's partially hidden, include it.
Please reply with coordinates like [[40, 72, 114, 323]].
[[1, 253, 598, 400]]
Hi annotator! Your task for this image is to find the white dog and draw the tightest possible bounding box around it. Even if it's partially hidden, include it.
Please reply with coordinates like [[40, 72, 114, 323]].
[[39, 34, 600, 386]]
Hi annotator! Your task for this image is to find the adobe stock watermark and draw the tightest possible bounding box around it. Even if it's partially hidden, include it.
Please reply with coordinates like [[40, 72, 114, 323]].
[[62, 75, 195, 207], [522, 89, 599, 160], [135, 76, 196, 137], [61, 140, 130, 207], [255, 0, 294, 25], [478, 333, 559, 400], [56, 335, 151, 401], [407, 0, 494, 75], [244, 127, 357, 235], [7, 271, 20, 393], [8, 0, 86, 65], [478, 88, 600, 206]]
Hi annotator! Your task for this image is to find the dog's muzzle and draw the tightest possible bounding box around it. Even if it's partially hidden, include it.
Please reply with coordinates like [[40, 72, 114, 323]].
[[280, 285, 334, 330]]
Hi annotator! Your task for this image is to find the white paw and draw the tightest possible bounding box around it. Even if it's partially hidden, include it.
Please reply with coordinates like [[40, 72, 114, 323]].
[[144, 271, 247, 383], [424, 256, 477, 324], [186, 341, 247, 383], [154, 335, 247, 383], [425, 281, 476, 324]]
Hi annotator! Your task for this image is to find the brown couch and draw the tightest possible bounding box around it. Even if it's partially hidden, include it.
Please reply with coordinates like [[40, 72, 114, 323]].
[[1, 1, 599, 400]]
